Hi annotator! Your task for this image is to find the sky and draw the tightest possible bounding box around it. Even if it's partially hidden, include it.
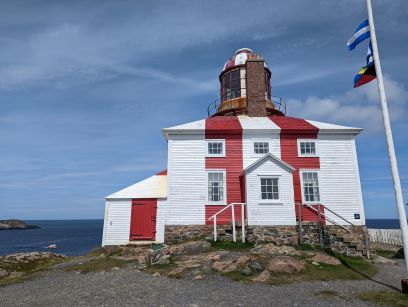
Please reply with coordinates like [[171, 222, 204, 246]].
[[0, 0, 407, 220]]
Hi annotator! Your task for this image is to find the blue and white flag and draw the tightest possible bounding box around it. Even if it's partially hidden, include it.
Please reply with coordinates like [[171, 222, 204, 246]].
[[347, 19, 370, 51], [366, 40, 373, 65]]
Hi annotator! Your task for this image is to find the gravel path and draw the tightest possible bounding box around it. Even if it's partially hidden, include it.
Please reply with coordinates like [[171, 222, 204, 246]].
[[0, 259, 405, 306]]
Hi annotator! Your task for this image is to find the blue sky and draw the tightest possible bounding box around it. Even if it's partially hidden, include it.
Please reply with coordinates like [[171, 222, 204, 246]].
[[0, 0, 407, 219]]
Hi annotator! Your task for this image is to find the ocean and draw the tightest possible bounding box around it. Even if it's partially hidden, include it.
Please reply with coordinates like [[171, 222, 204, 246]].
[[0, 219, 404, 256]]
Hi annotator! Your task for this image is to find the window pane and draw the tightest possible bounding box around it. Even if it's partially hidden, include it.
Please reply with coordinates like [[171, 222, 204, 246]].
[[208, 172, 224, 202], [300, 141, 316, 156], [302, 172, 320, 203], [260, 178, 279, 200]]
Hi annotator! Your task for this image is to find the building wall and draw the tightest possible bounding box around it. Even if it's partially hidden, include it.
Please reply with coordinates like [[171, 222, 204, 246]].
[[245, 158, 296, 225], [102, 200, 132, 246], [155, 198, 167, 243], [167, 134, 206, 225], [318, 134, 366, 225]]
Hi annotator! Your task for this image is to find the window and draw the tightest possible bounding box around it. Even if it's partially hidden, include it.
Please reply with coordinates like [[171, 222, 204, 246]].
[[298, 140, 316, 156], [207, 140, 225, 157], [254, 142, 269, 154], [221, 69, 241, 102], [208, 171, 225, 203], [260, 178, 279, 200], [302, 171, 320, 202]]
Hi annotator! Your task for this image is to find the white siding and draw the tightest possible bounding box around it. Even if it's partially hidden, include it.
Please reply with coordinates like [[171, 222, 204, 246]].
[[167, 134, 206, 224], [318, 134, 365, 225], [239, 116, 281, 169], [155, 198, 167, 243], [102, 200, 131, 246], [245, 158, 296, 225]]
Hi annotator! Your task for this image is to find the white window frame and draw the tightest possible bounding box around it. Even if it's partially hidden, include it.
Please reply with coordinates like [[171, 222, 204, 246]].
[[206, 169, 227, 205], [252, 140, 270, 156], [206, 139, 225, 157], [299, 170, 321, 204], [257, 175, 282, 205], [298, 139, 318, 157]]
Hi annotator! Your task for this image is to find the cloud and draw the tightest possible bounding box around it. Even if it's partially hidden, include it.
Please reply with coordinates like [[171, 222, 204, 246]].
[[287, 75, 408, 133]]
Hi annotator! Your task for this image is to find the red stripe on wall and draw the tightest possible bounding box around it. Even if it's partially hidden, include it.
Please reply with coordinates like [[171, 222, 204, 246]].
[[269, 116, 323, 223], [205, 116, 244, 225]]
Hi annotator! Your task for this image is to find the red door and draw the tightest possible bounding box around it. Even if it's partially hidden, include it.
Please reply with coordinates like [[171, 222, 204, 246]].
[[130, 199, 157, 241]]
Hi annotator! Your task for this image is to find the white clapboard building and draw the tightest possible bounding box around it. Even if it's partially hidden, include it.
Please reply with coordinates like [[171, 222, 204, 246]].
[[102, 48, 365, 247]]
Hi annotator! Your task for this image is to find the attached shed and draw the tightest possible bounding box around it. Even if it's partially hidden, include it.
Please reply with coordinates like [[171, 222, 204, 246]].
[[102, 172, 167, 246]]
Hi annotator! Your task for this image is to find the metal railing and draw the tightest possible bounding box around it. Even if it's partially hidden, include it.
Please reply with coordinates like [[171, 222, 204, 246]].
[[208, 203, 246, 243], [207, 96, 287, 117]]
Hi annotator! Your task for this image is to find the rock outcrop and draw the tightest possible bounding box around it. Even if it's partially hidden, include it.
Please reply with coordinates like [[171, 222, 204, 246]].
[[0, 220, 40, 230]]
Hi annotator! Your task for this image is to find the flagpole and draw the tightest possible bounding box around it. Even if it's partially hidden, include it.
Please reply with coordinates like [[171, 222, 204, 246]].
[[366, 0, 408, 274]]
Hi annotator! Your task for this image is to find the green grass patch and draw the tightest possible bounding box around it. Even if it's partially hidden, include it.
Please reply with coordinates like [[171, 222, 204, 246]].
[[356, 290, 408, 307], [0, 255, 68, 287], [65, 257, 129, 274], [209, 240, 254, 251], [374, 248, 404, 259]]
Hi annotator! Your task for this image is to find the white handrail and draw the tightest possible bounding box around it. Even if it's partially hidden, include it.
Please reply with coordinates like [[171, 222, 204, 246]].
[[302, 203, 350, 232], [208, 203, 246, 242]]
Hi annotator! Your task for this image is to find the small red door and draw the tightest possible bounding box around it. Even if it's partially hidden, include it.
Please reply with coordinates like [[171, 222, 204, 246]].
[[130, 198, 157, 241]]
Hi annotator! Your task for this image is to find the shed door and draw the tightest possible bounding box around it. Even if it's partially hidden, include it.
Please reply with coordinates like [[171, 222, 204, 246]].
[[130, 199, 157, 241]]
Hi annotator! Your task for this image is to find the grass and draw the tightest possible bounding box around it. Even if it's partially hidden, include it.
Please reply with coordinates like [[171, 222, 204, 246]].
[[65, 257, 129, 274], [374, 248, 404, 259], [209, 240, 254, 251], [0, 256, 68, 287], [145, 262, 178, 275], [356, 290, 408, 307]]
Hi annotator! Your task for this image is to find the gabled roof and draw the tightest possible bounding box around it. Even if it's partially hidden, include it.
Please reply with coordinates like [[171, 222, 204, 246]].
[[105, 174, 167, 200], [242, 153, 296, 175], [306, 120, 363, 134]]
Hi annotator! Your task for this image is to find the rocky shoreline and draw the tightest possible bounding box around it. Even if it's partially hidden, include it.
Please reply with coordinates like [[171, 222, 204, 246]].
[[0, 219, 40, 230]]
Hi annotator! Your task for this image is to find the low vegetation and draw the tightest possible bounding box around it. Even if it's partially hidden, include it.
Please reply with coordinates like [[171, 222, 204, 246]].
[[356, 290, 408, 307], [209, 240, 254, 251], [373, 248, 404, 259], [0, 253, 67, 286], [65, 256, 129, 274]]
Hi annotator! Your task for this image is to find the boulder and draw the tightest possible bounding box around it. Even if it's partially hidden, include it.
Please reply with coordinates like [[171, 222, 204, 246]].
[[148, 247, 171, 265], [250, 243, 300, 256], [310, 254, 341, 266], [251, 270, 270, 283], [372, 255, 397, 265], [211, 255, 252, 273], [266, 256, 305, 274], [193, 274, 204, 280], [248, 260, 264, 272], [240, 266, 253, 276], [167, 266, 186, 277], [169, 241, 211, 255]]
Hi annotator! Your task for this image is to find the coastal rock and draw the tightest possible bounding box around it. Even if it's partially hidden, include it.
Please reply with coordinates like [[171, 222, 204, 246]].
[[250, 243, 300, 256], [0, 219, 40, 230], [310, 254, 341, 266], [266, 256, 305, 274], [169, 241, 211, 255], [251, 270, 270, 283], [148, 247, 171, 265], [211, 255, 252, 273]]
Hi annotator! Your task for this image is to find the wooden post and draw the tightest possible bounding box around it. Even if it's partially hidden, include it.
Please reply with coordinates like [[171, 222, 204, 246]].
[[231, 203, 236, 242], [317, 204, 323, 246], [298, 202, 302, 244], [241, 204, 245, 243], [364, 226, 371, 259], [213, 216, 217, 242]]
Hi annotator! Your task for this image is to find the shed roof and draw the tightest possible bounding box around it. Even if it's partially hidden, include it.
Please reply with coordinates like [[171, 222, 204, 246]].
[[105, 174, 167, 200]]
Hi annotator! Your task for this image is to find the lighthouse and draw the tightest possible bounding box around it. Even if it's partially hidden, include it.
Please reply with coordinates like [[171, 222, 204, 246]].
[[103, 48, 368, 258], [209, 48, 285, 117]]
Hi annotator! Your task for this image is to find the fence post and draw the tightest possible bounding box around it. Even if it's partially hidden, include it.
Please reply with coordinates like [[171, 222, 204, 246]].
[[213, 216, 217, 242], [364, 226, 371, 259], [241, 204, 245, 243], [298, 202, 302, 244], [231, 203, 236, 242], [317, 204, 323, 246]]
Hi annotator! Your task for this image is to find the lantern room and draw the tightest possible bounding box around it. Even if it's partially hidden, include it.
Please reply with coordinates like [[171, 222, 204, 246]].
[[208, 48, 286, 117]]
